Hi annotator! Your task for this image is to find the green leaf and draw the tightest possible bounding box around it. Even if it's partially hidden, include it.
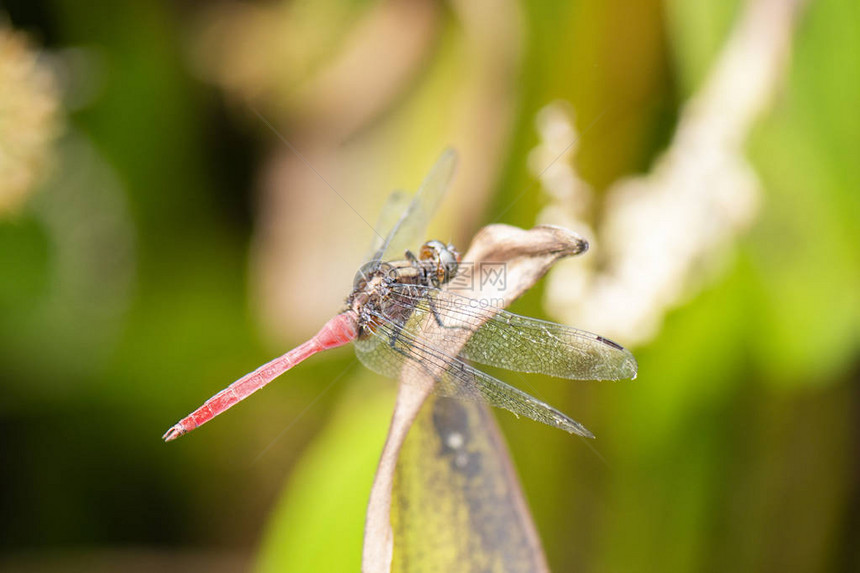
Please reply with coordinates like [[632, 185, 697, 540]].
[[256, 377, 394, 573]]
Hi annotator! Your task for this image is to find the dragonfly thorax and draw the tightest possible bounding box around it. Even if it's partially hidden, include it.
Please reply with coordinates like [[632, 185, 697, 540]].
[[351, 240, 460, 294], [347, 240, 461, 338]]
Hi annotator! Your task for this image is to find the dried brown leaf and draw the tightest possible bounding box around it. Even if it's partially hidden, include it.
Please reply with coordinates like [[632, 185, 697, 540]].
[[362, 224, 587, 572]]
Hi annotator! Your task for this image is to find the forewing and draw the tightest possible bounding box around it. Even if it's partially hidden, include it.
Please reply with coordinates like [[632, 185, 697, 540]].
[[366, 190, 411, 259], [371, 149, 458, 263], [387, 284, 638, 381], [354, 310, 593, 437]]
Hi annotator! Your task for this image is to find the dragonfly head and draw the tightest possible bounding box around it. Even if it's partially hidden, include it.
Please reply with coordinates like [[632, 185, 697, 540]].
[[419, 240, 461, 286]]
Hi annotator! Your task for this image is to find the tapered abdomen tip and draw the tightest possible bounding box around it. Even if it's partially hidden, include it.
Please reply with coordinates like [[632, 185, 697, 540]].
[[162, 424, 186, 442]]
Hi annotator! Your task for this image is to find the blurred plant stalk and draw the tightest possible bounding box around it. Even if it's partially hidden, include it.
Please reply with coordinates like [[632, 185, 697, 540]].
[[538, 0, 809, 345]]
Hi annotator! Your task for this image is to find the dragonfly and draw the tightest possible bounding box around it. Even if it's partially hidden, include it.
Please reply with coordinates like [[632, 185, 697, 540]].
[[163, 150, 637, 442]]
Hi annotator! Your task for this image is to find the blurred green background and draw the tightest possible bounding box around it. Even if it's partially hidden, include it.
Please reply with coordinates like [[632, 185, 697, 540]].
[[1, 0, 858, 572]]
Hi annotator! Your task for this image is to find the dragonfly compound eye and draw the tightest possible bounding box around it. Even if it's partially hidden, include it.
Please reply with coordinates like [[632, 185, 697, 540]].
[[447, 243, 461, 263], [420, 240, 460, 285], [419, 240, 446, 262]]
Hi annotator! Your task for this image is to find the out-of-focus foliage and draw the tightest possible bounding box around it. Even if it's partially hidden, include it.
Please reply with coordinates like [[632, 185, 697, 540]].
[[745, 0, 860, 387], [256, 374, 393, 573], [0, 0, 857, 572]]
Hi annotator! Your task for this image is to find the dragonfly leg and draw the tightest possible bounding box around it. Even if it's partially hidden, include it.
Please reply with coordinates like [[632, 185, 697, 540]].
[[387, 322, 412, 357], [424, 290, 472, 333]]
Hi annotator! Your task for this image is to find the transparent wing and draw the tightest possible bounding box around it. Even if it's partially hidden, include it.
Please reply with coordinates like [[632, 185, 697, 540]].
[[366, 190, 411, 259], [354, 312, 593, 437], [371, 149, 458, 264], [386, 284, 638, 381]]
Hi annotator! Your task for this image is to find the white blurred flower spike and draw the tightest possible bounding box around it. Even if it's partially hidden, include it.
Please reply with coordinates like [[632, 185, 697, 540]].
[[0, 21, 62, 214], [538, 0, 807, 346]]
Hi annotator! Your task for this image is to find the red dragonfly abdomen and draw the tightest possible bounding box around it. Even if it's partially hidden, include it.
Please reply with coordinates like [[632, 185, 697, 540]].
[[163, 312, 358, 441]]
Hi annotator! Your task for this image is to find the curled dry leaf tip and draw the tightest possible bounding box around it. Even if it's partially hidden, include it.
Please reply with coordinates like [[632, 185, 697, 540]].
[[362, 223, 591, 573]]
